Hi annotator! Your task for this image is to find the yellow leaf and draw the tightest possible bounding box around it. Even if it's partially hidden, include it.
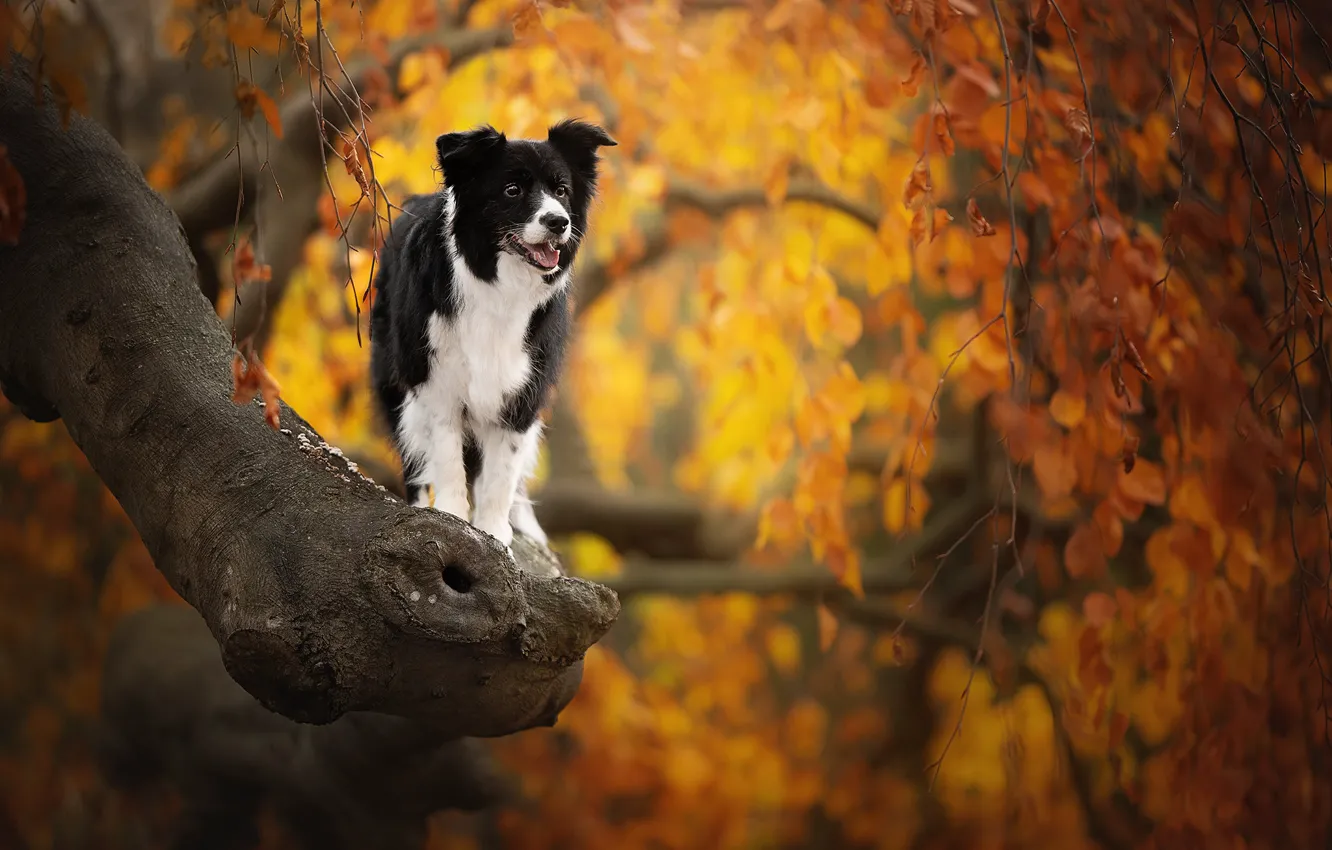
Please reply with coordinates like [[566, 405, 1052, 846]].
[[817, 605, 839, 651], [767, 623, 802, 673], [803, 297, 829, 348], [839, 551, 864, 597], [1145, 527, 1190, 598], [1049, 389, 1086, 428], [882, 478, 909, 534], [828, 297, 863, 347]]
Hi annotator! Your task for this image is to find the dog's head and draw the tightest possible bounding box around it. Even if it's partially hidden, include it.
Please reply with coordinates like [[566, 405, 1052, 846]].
[[436, 120, 617, 283]]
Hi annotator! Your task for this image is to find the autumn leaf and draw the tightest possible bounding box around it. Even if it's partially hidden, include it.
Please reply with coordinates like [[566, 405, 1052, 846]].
[[864, 72, 894, 108], [1117, 459, 1166, 506], [341, 138, 371, 194], [233, 239, 273, 285], [1048, 389, 1085, 428], [0, 145, 25, 246], [612, 9, 654, 54], [902, 159, 933, 210], [817, 605, 839, 651], [1033, 442, 1077, 500], [901, 53, 927, 97], [231, 349, 282, 430], [1082, 591, 1117, 628], [513, 1, 545, 38], [264, 0, 286, 23], [965, 197, 996, 237], [234, 80, 283, 139], [827, 297, 863, 347], [1064, 107, 1093, 154], [934, 112, 956, 156], [1065, 522, 1108, 579]]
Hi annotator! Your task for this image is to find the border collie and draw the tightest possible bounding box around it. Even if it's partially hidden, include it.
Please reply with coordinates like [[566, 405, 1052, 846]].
[[369, 120, 616, 565]]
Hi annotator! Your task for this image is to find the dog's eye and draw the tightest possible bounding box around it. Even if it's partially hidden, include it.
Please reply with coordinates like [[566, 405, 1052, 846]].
[[554, 185, 568, 198], [504, 183, 522, 197]]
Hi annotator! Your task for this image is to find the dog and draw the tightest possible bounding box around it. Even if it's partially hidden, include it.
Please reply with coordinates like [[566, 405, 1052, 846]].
[[369, 120, 616, 564]]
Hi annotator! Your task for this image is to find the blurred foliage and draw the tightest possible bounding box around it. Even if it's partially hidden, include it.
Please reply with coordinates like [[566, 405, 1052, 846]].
[[3, 0, 1332, 847]]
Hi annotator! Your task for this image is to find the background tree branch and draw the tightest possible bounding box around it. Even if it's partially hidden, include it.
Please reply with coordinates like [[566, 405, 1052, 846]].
[[99, 604, 513, 850]]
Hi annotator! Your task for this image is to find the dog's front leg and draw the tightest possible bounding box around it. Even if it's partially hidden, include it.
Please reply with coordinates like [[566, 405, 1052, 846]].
[[470, 423, 541, 550], [427, 416, 470, 521]]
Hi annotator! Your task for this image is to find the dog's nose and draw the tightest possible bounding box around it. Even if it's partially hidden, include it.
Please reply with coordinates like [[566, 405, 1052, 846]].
[[540, 212, 570, 234]]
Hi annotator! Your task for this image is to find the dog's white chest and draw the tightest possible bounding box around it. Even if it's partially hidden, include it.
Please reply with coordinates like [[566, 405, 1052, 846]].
[[423, 256, 555, 425]]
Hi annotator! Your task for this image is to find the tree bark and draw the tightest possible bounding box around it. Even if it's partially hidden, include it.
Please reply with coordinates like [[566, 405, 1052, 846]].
[[0, 56, 619, 733]]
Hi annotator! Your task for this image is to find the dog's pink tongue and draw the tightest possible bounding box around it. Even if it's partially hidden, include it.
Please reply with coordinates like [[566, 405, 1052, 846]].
[[531, 243, 559, 269]]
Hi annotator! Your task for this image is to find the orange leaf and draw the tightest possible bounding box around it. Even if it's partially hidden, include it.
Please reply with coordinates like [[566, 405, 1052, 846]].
[[965, 197, 996, 237], [513, 1, 544, 38], [235, 80, 259, 120], [1077, 625, 1112, 687], [233, 239, 273, 285], [341, 138, 371, 194], [265, 0, 286, 23], [1033, 442, 1077, 500], [0, 145, 25, 245], [1146, 527, 1190, 597], [764, 159, 790, 204], [1064, 107, 1093, 153], [1016, 171, 1055, 207], [1082, 591, 1117, 628], [1048, 389, 1086, 428], [901, 53, 926, 97], [828, 297, 863, 347], [864, 72, 894, 109], [253, 88, 284, 139], [817, 605, 839, 651], [1064, 522, 1107, 579], [1092, 500, 1124, 557], [902, 159, 933, 210], [934, 112, 956, 156], [230, 350, 282, 430], [1117, 459, 1166, 505]]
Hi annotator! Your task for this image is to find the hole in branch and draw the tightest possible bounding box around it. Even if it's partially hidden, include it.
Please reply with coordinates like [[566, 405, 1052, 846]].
[[443, 564, 472, 593]]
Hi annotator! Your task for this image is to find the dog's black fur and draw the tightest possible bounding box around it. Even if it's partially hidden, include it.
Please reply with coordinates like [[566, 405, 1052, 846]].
[[369, 121, 615, 544]]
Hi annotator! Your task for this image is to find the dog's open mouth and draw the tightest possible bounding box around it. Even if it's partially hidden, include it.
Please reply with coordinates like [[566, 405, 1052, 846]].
[[506, 235, 561, 272]]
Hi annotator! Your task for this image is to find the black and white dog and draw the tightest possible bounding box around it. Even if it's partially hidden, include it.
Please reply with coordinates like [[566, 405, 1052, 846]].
[[369, 120, 615, 560]]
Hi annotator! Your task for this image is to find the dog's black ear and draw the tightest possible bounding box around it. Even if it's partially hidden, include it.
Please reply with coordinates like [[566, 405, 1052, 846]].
[[547, 119, 617, 175], [436, 125, 506, 182]]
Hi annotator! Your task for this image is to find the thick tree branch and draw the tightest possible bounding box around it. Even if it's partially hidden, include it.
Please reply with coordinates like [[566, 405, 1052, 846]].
[[0, 56, 618, 731]]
